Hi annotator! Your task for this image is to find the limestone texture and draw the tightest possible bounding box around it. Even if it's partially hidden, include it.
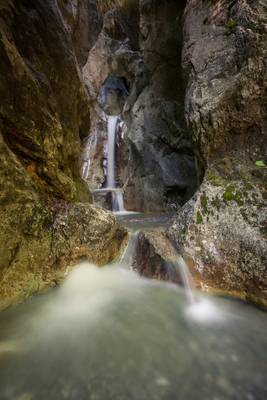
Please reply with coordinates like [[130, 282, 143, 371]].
[[169, 0, 267, 306]]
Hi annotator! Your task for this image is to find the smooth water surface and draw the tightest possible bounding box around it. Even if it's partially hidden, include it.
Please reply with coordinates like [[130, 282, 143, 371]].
[[0, 263, 266, 400]]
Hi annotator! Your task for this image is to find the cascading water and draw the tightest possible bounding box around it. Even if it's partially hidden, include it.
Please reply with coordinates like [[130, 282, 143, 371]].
[[1, 258, 266, 400], [173, 256, 196, 304], [105, 115, 126, 212], [107, 115, 118, 189], [119, 230, 140, 266]]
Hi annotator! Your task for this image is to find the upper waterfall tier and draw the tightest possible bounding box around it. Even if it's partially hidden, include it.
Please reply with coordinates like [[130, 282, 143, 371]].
[[107, 115, 118, 189]]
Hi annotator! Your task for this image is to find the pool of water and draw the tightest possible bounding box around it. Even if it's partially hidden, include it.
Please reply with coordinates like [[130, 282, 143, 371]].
[[0, 263, 266, 400]]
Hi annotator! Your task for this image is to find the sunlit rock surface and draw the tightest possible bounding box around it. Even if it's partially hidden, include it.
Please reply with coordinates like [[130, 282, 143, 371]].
[[0, 0, 126, 309]]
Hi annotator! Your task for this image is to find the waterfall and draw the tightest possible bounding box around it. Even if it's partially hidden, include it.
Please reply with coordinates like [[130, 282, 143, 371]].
[[175, 256, 196, 304], [107, 115, 118, 188], [113, 189, 125, 212], [119, 230, 139, 266], [89, 113, 128, 213], [106, 115, 126, 213]]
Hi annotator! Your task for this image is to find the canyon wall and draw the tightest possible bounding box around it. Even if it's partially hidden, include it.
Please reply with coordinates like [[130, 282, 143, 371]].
[[0, 0, 266, 308], [0, 0, 125, 309], [72, 0, 267, 304], [169, 0, 267, 305]]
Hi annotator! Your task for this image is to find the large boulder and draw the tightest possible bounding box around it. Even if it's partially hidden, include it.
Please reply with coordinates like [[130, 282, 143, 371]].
[[169, 0, 267, 306]]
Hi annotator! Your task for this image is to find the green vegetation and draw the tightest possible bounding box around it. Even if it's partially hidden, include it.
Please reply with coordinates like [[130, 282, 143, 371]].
[[211, 195, 221, 211], [207, 171, 225, 187], [224, 20, 237, 35], [255, 160, 266, 168], [200, 192, 208, 214], [223, 185, 243, 206], [196, 211, 203, 224]]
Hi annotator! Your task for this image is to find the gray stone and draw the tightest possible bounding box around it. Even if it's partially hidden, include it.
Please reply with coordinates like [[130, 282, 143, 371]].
[[98, 76, 129, 116]]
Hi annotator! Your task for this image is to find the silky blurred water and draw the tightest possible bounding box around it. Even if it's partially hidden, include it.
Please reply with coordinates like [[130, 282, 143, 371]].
[[0, 263, 266, 400]]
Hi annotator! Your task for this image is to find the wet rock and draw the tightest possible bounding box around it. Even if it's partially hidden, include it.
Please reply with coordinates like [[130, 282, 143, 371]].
[[169, 175, 267, 307], [131, 223, 200, 291], [98, 76, 129, 116], [91, 190, 114, 211], [134, 229, 184, 284]]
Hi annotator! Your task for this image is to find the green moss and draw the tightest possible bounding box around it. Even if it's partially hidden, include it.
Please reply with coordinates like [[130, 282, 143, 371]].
[[200, 192, 208, 214], [224, 20, 237, 35], [223, 185, 235, 201], [223, 185, 244, 206], [196, 211, 203, 225], [211, 195, 221, 211], [207, 171, 225, 187]]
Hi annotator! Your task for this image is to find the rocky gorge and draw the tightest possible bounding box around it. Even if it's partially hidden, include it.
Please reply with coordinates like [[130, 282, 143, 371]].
[[0, 1, 267, 399], [0, 0, 266, 308], [77, 0, 267, 306]]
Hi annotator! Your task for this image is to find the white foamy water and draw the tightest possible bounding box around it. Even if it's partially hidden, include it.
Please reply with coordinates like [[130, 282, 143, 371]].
[[0, 262, 266, 400], [175, 256, 196, 304], [107, 115, 118, 188]]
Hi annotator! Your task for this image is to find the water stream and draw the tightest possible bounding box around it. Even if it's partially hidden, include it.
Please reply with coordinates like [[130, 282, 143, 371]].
[[107, 115, 118, 189], [37, 112, 267, 399], [0, 248, 266, 400]]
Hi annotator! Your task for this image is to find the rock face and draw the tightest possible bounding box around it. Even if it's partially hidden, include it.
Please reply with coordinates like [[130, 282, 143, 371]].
[[124, 0, 198, 212], [169, 0, 267, 306], [98, 76, 129, 116], [81, 2, 140, 191], [1, 0, 266, 309], [57, 0, 103, 67], [134, 229, 184, 284], [0, 0, 90, 201], [82, 0, 198, 212], [0, 0, 126, 309]]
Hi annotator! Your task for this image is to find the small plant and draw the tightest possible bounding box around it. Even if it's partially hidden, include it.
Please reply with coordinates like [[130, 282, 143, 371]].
[[255, 160, 267, 168], [223, 185, 243, 206], [224, 20, 237, 35]]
